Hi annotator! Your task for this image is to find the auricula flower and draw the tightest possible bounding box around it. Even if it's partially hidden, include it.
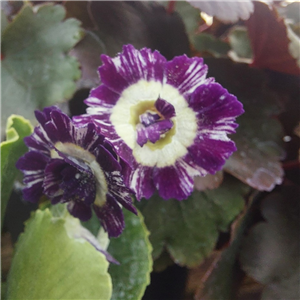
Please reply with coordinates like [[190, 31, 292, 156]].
[[16, 106, 136, 237], [74, 45, 244, 201]]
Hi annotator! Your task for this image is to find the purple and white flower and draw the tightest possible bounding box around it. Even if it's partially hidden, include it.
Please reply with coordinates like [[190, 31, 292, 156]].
[[74, 45, 244, 201], [16, 106, 136, 237]]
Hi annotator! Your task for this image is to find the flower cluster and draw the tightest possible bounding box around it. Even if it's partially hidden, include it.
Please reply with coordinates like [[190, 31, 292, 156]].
[[17, 45, 243, 237]]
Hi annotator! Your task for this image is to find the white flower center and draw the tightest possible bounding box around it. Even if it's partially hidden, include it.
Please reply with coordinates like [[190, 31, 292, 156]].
[[110, 79, 198, 167], [51, 142, 108, 207]]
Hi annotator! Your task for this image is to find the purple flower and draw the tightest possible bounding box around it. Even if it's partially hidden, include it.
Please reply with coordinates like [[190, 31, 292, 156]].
[[74, 45, 244, 201], [16, 106, 137, 237]]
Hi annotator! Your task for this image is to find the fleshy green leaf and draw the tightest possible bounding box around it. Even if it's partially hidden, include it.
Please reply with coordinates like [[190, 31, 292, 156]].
[[239, 186, 300, 300], [193, 33, 231, 57], [137, 176, 247, 268], [108, 209, 152, 300], [6, 209, 112, 300], [1, 4, 82, 130], [1, 115, 33, 223], [205, 58, 285, 191]]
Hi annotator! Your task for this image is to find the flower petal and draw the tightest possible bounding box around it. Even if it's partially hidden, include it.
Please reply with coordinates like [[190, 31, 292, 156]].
[[164, 55, 208, 97], [88, 84, 120, 107], [187, 138, 237, 174], [106, 170, 137, 214], [99, 44, 167, 94], [155, 98, 176, 119], [153, 163, 194, 200], [16, 151, 49, 203], [43, 159, 65, 198], [189, 82, 244, 130], [136, 119, 173, 147], [93, 194, 125, 237], [24, 127, 51, 155], [67, 201, 93, 222], [94, 144, 121, 173], [128, 164, 156, 200], [44, 109, 74, 144]]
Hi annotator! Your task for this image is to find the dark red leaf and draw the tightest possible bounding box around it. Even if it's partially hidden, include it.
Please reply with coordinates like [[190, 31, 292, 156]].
[[246, 2, 300, 75]]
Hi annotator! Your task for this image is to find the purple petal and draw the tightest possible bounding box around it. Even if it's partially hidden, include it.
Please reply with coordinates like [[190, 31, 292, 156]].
[[155, 98, 175, 119], [44, 110, 74, 144], [16, 151, 49, 203], [22, 183, 44, 203], [111, 192, 137, 215], [189, 82, 244, 130], [43, 159, 66, 197], [136, 119, 173, 147], [165, 55, 208, 97], [87, 84, 120, 107], [72, 114, 93, 128], [72, 122, 106, 155], [24, 127, 51, 155], [102, 139, 119, 161], [153, 163, 194, 200], [106, 170, 136, 214], [187, 138, 237, 173], [105, 136, 135, 167], [76, 113, 134, 165], [94, 144, 121, 173], [93, 195, 124, 238], [136, 125, 153, 147], [51, 195, 63, 205], [99, 44, 167, 94], [140, 112, 160, 127], [67, 201, 93, 222], [128, 165, 156, 200], [34, 106, 58, 127]]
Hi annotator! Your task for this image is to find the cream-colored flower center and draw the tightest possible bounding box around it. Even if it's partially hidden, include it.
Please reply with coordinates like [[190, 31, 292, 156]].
[[51, 142, 108, 207], [110, 79, 198, 167]]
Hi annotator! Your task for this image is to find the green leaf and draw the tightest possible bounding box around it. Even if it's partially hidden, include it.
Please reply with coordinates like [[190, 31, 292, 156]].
[[160, 1, 202, 38], [1, 10, 9, 34], [137, 176, 247, 268], [1, 115, 33, 223], [239, 186, 300, 300], [228, 26, 253, 59], [198, 200, 256, 300], [6, 209, 112, 300], [108, 209, 152, 300], [1, 4, 82, 130], [205, 58, 285, 191], [193, 33, 231, 57]]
